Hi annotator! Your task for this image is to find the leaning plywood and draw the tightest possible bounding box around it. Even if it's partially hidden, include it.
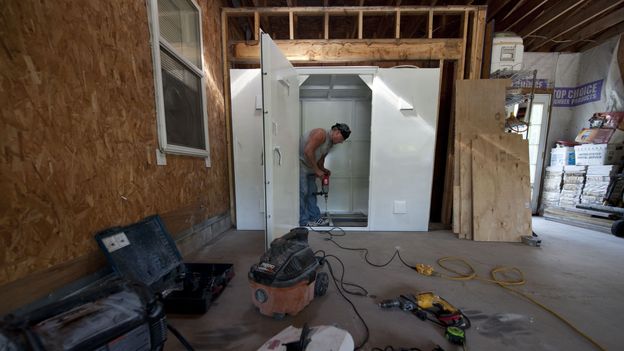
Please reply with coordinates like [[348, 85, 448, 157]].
[[455, 79, 509, 239], [471, 134, 531, 242]]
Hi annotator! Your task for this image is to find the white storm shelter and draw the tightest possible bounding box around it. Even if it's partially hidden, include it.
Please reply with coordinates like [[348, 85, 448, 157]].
[[231, 32, 441, 246], [299, 73, 372, 228]]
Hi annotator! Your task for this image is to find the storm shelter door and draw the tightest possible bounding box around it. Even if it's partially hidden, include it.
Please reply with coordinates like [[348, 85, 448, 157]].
[[368, 68, 441, 231], [260, 31, 300, 248]]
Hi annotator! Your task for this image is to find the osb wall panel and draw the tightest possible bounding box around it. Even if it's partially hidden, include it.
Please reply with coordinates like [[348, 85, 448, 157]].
[[0, 0, 229, 286]]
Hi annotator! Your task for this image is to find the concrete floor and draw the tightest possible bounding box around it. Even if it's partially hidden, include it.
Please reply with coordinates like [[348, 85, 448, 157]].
[[165, 218, 624, 351]]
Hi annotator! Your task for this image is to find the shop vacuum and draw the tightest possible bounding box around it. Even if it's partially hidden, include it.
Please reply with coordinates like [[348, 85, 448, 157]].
[[249, 227, 329, 319]]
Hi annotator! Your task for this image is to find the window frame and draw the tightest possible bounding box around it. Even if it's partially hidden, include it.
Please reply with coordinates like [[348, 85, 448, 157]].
[[147, 0, 211, 161]]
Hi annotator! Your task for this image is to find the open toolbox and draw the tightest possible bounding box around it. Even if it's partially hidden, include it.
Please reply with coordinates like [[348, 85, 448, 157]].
[[95, 215, 234, 315]]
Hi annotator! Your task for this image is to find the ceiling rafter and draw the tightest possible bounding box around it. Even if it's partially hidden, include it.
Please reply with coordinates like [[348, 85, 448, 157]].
[[485, 0, 513, 22], [518, 0, 587, 38], [577, 24, 624, 52], [492, 0, 548, 32], [527, 0, 624, 51], [554, 6, 624, 51]]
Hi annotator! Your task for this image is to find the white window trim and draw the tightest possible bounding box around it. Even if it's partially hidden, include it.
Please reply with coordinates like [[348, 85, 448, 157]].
[[147, 0, 211, 162]]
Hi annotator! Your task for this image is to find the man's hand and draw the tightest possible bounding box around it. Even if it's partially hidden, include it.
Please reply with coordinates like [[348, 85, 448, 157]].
[[315, 169, 325, 178], [322, 169, 331, 176]]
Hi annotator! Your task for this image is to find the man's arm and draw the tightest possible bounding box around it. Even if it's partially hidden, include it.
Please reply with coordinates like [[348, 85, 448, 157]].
[[304, 129, 326, 177], [317, 155, 331, 176]]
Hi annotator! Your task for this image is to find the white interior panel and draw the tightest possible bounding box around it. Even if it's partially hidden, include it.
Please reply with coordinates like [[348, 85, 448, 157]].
[[260, 32, 300, 246], [326, 177, 351, 212], [300, 96, 371, 215], [369, 68, 441, 231], [230, 69, 264, 230], [352, 178, 369, 214]]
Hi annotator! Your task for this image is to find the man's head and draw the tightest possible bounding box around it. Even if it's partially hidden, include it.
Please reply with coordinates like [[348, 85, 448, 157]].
[[330, 123, 351, 144]]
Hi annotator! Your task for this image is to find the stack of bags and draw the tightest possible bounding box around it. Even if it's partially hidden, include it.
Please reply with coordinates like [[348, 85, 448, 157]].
[[580, 165, 619, 205], [541, 166, 563, 208], [559, 165, 587, 208]]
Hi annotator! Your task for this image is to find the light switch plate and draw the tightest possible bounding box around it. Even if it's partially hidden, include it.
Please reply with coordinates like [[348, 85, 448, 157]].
[[393, 200, 407, 214]]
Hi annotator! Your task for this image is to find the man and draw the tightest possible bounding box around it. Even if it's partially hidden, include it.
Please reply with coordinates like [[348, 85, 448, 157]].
[[299, 123, 351, 226]]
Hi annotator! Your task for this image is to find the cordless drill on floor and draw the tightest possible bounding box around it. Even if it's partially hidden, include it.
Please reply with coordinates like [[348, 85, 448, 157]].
[[379, 292, 470, 345]]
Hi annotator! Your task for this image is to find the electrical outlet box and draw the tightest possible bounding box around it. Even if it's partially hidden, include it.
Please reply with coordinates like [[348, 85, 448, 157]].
[[393, 200, 407, 214]]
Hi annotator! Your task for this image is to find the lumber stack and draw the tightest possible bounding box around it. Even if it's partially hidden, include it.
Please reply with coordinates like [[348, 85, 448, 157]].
[[453, 79, 532, 242], [581, 165, 619, 205], [541, 166, 564, 209], [559, 166, 587, 208]]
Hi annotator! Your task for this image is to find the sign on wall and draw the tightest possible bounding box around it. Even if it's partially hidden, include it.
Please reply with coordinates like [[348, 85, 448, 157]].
[[553, 79, 604, 107]]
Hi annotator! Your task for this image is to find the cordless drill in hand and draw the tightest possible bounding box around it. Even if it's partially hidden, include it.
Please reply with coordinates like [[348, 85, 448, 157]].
[[314, 174, 330, 198]]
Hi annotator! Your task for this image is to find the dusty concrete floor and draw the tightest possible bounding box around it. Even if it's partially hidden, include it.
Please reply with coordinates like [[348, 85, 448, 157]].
[[165, 218, 624, 351]]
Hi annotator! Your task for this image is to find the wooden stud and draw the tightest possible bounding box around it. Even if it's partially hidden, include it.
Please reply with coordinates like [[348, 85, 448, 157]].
[[468, 8, 486, 79], [358, 11, 363, 39], [221, 10, 236, 225], [324, 13, 329, 40], [428, 9, 433, 38], [254, 11, 260, 40], [481, 19, 494, 78], [230, 38, 464, 63], [289, 11, 294, 39], [458, 10, 468, 80], [395, 10, 401, 39]]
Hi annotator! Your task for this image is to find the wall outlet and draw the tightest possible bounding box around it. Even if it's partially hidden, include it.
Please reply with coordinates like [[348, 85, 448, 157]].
[[393, 200, 407, 214], [155, 149, 167, 166]]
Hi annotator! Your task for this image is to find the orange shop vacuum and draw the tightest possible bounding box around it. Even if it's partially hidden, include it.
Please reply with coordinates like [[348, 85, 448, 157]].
[[248, 227, 329, 319]]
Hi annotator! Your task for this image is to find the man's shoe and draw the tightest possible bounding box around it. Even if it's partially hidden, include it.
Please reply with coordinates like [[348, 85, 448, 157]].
[[307, 217, 330, 226]]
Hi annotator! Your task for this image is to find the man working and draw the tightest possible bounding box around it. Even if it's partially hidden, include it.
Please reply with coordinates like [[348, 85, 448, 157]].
[[299, 123, 351, 226]]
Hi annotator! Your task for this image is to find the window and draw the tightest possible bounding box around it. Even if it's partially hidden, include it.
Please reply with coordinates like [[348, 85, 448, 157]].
[[148, 0, 210, 159]]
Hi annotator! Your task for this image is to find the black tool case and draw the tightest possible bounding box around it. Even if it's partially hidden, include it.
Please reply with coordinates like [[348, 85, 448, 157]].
[[164, 263, 234, 314], [95, 215, 234, 315]]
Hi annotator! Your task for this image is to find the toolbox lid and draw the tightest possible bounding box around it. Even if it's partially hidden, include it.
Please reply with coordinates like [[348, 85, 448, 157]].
[[95, 215, 185, 294]]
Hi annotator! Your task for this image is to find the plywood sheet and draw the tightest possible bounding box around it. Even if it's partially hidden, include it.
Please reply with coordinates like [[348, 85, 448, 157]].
[[455, 79, 509, 239], [471, 134, 532, 242], [0, 0, 229, 286]]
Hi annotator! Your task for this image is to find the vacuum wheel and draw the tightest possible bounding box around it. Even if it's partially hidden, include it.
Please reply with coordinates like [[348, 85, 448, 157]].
[[315, 272, 329, 297], [611, 219, 624, 238]]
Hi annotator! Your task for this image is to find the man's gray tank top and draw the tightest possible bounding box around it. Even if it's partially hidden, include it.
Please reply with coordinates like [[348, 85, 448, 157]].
[[299, 128, 333, 173]]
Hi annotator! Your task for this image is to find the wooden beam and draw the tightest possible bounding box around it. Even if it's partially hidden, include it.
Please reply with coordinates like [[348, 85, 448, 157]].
[[230, 39, 463, 63], [518, 0, 587, 38], [529, 0, 624, 51], [428, 10, 433, 38], [555, 7, 624, 51]]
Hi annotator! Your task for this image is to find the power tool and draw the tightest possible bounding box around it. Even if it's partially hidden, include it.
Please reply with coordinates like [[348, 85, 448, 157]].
[[379, 292, 470, 345], [313, 174, 330, 216]]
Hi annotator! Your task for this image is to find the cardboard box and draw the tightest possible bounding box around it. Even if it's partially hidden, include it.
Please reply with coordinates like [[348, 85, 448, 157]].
[[574, 144, 624, 165], [550, 147, 575, 166], [574, 128, 624, 144]]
